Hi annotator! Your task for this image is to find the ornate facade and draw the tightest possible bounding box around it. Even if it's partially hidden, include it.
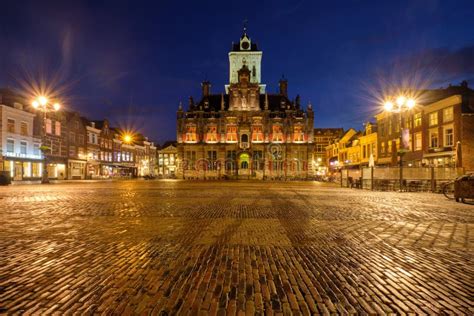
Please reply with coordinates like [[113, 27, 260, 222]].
[[176, 30, 314, 179]]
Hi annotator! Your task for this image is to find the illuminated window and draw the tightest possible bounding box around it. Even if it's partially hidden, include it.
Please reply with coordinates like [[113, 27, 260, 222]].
[[272, 125, 284, 142], [388, 141, 392, 153], [20, 122, 28, 135], [414, 113, 422, 127], [251, 125, 264, 142], [430, 130, 438, 148], [415, 132, 422, 150], [443, 107, 453, 122], [185, 125, 197, 143], [55, 121, 61, 135], [45, 119, 52, 134], [444, 128, 453, 147], [226, 126, 238, 142], [293, 125, 305, 142], [429, 112, 438, 126], [206, 126, 218, 143]]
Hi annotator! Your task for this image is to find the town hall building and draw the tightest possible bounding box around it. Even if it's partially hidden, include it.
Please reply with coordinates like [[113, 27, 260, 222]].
[[176, 29, 314, 179]]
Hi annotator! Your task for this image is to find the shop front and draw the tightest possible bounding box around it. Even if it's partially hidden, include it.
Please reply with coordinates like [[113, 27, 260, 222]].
[[68, 159, 87, 179], [0, 157, 43, 181]]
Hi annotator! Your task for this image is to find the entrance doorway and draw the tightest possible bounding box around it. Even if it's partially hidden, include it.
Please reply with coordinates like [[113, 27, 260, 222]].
[[239, 152, 250, 169]]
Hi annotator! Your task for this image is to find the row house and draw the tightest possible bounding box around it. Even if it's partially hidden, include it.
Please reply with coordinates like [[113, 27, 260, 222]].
[[312, 128, 344, 174], [324, 123, 378, 172], [158, 142, 178, 178], [0, 88, 158, 181], [375, 82, 474, 172], [0, 89, 42, 180]]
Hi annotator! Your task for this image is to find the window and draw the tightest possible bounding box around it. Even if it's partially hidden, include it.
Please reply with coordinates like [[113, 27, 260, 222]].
[[445, 128, 454, 147], [185, 150, 196, 170], [388, 141, 392, 153], [415, 132, 422, 151], [380, 123, 385, 137], [207, 150, 217, 170], [408, 134, 413, 151], [414, 113, 422, 127], [55, 121, 61, 135], [293, 125, 305, 142], [272, 125, 284, 142], [315, 144, 324, 152], [33, 143, 40, 156], [251, 125, 264, 142], [7, 119, 15, 133], [7, 139, 14, 153], [205, 126, 218, 143], [388, 119, 392, 135], [92, 133, 97, 144], [20, 141, 27, 155], [45, 119, 52, 134], [241, 134, 249, 143], [429, 112, 438, 126], [362, 145, 366, 159], [20, 122, 28, 135], [430, 130, 438, 148], [252, 151, 263, 170], [226, 126, 238, 143], [69, 132, 75, 143], [443, 107, 453, 122], [78, 135, 84, 145], [185, 125, 197, 143], [69, 146, 76, 157]]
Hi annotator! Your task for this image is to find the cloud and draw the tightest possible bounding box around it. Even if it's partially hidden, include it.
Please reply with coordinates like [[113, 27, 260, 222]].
[[390, 45, 474, 86]]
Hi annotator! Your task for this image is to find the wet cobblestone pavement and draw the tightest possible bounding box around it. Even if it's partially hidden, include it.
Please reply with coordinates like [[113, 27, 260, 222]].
[[0, 181, 473, 315]]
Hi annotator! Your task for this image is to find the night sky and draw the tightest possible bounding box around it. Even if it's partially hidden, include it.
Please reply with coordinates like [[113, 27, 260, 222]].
[[1, 0, 473, 144]]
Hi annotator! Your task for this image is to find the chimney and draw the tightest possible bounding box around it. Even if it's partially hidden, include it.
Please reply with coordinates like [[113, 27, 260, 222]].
[[279, 77, 288, 97], [201, 81, 211, 96]]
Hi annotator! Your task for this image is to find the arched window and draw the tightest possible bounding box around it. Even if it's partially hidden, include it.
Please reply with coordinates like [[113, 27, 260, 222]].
[[241, 134, 249, 143], [241, 161, 248, 169]]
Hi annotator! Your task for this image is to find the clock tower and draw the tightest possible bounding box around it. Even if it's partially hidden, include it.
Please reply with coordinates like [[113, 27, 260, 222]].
[[226, 27, 266, 94]]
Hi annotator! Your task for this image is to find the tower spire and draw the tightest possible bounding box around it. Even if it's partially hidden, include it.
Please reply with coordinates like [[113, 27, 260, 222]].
[[243, 19, 248, 35]]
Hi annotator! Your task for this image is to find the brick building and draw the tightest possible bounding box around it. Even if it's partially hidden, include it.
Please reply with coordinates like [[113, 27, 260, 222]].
[[375, 82, 474, 171], [176, 29, 314, 179]]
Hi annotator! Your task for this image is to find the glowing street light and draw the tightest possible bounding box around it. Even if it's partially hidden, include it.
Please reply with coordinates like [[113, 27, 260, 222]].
[[31, 95, 62, 184], [383, 94, 416, 191], [123, 134, 133, 144]]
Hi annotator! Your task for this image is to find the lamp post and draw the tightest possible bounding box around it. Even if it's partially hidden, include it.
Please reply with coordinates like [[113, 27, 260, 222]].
[[32, 96, 61, 184], [383, 96, 415, 191]]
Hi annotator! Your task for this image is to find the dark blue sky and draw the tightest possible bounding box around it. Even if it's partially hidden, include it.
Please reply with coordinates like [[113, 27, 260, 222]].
[[1, 0, 473, 143]]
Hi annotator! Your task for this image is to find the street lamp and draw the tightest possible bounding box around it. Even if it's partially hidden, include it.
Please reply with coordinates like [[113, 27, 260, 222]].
[[122, 133, 133, 144], [383, 95, 416, 191], [31, 96, 61, 184]]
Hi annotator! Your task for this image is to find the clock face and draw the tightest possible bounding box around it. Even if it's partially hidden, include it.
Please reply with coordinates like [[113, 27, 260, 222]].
[[241, 41, 250, 50]]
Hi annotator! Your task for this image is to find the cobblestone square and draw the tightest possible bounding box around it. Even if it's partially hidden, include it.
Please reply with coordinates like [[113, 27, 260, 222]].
[[0, 181, 473, 315]]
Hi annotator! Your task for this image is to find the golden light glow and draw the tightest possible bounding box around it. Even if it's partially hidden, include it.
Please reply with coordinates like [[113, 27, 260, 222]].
[[384, 101, 394, 111], [396, 96, 406, 106], [32, 100, 39, 108], [53, 103, 61, 111], [406, 99, 415, 109], [123, 134, 133, 144], [38, 96, 48, 106]]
